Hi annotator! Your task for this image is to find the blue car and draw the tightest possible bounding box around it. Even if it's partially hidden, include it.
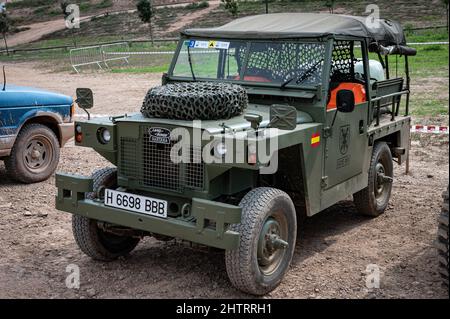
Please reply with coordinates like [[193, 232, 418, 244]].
[[0, 84, 74, 183]]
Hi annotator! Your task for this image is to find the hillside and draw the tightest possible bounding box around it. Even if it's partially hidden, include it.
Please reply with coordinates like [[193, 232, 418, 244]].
[[5, 0, 190, 24], [3, 0, 449, 49]]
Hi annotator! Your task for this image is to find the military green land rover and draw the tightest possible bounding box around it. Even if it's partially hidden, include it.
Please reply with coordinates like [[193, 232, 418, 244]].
[[56, 13, 416, 295]]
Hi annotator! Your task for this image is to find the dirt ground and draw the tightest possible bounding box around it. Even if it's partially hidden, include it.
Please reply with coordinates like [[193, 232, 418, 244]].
[[0, 63, 448, 299]]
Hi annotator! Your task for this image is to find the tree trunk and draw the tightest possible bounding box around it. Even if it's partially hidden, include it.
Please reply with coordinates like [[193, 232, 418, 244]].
[[447, 4, 449, 33], [71, 28, 77, 48], [149, 21, 154, 46], [2, 32, 9, 56]]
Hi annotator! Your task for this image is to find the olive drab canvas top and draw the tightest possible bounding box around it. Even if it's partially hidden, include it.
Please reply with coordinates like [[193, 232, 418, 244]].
[[182, 13, 407, 46]]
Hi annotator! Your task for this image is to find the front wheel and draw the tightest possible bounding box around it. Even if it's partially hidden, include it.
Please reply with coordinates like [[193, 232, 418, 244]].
[[353, 142, 394, 217], [72, 215, 140, 261], [72, 167, 140, 261], [225, 187, 297, 295]]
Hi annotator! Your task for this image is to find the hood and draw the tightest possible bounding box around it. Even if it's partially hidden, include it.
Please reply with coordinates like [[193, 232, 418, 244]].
[[0, 85, 73, 108], [115, 104, 313, 134]]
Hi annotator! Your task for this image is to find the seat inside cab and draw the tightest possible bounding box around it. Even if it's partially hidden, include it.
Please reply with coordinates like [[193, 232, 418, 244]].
[[327, 59, 385, 110]]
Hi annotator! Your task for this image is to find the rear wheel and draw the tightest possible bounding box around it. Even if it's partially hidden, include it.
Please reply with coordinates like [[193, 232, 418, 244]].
[[353, 142, 393, 217], [225, 187, 297, 295], [437, 187, 449, 286], [6, 123, 60, 184], [72, 168, 140, 261]]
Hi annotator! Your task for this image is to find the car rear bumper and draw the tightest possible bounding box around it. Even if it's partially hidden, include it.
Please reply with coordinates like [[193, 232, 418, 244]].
[[55, 173, 241, 250]]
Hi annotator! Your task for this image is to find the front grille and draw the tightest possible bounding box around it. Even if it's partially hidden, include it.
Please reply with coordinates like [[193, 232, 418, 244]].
[[142, 139, 180, 190], [185, 148, 204, 189], [119, 128, 205, 192], [120, 137, 138, 178]]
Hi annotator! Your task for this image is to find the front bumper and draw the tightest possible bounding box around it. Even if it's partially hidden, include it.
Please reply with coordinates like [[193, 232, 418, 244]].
[[55, 173, 241, 250]]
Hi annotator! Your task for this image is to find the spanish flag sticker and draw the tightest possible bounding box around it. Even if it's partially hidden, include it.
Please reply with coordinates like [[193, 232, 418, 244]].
[[311, 133, 320, 148]]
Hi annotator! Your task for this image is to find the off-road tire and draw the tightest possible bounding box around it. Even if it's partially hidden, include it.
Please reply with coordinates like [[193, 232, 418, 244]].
[[225, 187, 297, 295], [437, 187, 449, 286], [72, 168, 140, 261], [353, 142, 393, 217], [141, 82, 248, 121], [5, 123, 60, 184]]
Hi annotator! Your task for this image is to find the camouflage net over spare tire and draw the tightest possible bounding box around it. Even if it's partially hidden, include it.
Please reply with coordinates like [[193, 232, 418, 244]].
[[141, 82, 248, 120]]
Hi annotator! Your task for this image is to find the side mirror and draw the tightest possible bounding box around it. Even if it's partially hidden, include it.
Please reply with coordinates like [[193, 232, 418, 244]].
[[269, 104, 297, 130], [336, 89, 355, 113], [76, 88, 94, 110]]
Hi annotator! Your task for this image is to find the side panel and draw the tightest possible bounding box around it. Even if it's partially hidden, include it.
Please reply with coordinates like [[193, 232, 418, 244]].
[[323, 102, 369, 189], [272, 124, 324, 216]]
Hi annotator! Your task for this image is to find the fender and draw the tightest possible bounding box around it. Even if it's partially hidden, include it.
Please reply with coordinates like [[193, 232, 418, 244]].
[[1, 108, 71, 155]]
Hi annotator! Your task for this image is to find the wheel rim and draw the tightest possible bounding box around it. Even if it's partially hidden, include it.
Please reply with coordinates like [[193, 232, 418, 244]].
[[374, 156, 392, 206], [257, 215, 289, 276], [375, 162, 386, 199], [22, 135, 53, 174]]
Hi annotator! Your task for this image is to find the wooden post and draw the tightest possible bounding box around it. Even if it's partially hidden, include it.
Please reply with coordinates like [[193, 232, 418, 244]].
[[405, 132, 411, 175]]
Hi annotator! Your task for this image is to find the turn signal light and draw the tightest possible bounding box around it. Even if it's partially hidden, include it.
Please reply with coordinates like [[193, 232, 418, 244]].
[[75, 132, 83, 143], [75, 124, 82, 143]]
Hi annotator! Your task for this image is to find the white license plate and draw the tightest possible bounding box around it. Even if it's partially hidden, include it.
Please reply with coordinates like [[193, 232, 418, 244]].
[[104, 189, 168, 219]]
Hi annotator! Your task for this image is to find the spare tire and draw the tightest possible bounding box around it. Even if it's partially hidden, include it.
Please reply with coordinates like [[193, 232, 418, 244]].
[[141, 82, 248, 121]]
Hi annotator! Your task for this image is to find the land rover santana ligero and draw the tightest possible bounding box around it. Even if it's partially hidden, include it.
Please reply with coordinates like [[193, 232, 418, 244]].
[[56, 13, 415, 295]]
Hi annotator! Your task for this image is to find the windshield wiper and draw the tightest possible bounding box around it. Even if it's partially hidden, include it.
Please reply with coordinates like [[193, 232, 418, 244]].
[[187, 46, 197, 81], [280, 59, 324, 89]]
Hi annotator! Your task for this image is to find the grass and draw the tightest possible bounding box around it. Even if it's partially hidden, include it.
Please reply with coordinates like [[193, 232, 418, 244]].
[[406, 28, 449, 43], [184, 1, 210, 10], [6, 0, 55, 9], [410, 99, 449, 117]]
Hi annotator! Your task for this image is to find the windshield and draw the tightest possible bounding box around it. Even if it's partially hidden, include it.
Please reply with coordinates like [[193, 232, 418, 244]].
[[171, 39, 327, 87]]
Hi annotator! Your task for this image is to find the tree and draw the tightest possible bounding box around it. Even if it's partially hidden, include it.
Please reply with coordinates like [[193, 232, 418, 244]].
[[221, 0, 238, 17], [137, 0, 154, 45], [60, 0, 77, 47], [0, 12, 10, 56]]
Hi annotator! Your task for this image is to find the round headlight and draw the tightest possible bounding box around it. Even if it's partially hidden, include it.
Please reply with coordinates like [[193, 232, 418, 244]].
[[214, 142, 227, 158], [101, 128, 111, 143], [75, 125, 82, 133], [97, 128, 111, 144]]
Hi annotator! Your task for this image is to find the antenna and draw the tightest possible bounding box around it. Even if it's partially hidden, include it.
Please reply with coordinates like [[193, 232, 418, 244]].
[[2, 66, 5, 91]]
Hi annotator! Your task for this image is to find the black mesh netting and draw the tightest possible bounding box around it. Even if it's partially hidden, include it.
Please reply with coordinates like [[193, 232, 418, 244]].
[[141, 82, 248, 121], [238, 42, 326, 84], [330, 40, 357, 82]]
